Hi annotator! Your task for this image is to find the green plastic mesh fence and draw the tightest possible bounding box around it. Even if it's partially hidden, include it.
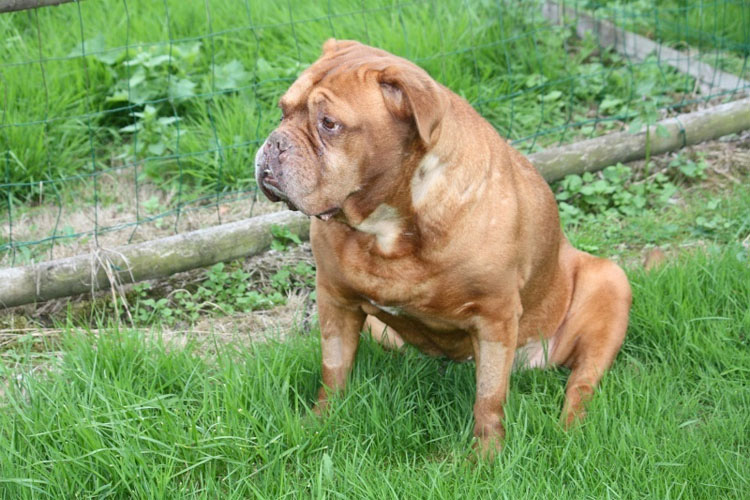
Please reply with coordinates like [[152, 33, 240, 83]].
[[1, 0, 748, 267]]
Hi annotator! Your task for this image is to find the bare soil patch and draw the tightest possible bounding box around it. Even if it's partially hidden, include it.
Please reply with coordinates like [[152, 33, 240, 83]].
[[2, 171, 280, 267]]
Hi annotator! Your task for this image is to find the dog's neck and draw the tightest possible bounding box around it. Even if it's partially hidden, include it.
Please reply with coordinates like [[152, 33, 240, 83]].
[[333, 144, 425, 257], [333, 103, 493, 257]]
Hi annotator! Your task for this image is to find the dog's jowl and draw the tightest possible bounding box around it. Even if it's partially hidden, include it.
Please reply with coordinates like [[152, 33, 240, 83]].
[[255, 39, 632, 457]]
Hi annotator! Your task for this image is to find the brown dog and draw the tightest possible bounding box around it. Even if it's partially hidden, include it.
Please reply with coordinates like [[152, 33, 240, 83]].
[[255, 39, 632, 455]]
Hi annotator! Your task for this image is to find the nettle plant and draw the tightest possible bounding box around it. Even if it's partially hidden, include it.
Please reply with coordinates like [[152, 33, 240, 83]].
[[554, 152, 710, 226], [130, 262, 286, 326], [88, 39, 250, 175], [125, 226, 314, 326]]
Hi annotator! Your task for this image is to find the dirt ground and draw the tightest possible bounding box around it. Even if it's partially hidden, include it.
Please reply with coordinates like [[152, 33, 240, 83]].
[[1, 173, 282, 267]]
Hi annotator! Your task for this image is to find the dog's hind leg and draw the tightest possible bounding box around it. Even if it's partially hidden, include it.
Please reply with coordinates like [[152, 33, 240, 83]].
[[551, 253, 632, 427], [364, 315, 405, 350]]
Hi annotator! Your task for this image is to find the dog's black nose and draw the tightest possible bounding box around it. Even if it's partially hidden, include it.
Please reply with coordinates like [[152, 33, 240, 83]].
[[267, 132, 293, 158], [276, 136, 291, 153]]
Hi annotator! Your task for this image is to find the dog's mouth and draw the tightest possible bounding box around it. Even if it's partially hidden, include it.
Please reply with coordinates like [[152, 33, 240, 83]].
[[258, 167, 283, 201], [314, 206, 341, 221], [259, 167, 300, 211], [258, 166, 340, 219]]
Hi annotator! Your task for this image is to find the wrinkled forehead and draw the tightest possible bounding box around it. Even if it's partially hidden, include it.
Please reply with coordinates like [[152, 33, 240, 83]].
[[279, 68, 319, 110], [279, 49, 396, 113]]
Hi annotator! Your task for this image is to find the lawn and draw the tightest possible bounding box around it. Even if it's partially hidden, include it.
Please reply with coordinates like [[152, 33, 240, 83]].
[[592, 0, 750, 80], [595, 0, 749, 54], [0, 243, 748, 497]]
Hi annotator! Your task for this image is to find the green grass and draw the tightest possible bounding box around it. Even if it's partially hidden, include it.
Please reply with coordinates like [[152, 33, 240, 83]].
[[1, 154, 748, 496], [1, 0, 706, 207], [595, 0, 750, 54], [1, 4, 749, 494], [1, 245, 749, 497]]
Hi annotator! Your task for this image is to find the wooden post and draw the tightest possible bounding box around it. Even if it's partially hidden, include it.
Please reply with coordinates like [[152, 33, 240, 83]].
[[0, 211, 309, 308], [0, 0, 80, 13], [542, 1, 750, 94], [530, 97, 750, 181]]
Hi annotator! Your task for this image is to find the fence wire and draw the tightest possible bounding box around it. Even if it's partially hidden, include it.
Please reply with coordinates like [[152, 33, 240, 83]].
[[1, 0, 748, 267]]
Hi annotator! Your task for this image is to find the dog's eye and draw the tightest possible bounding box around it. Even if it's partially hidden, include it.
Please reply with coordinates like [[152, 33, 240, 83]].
[[321, 116, 337, 131]]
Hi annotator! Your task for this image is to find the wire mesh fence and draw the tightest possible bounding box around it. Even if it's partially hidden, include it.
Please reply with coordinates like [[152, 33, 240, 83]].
[[1, 0, 748, 268]]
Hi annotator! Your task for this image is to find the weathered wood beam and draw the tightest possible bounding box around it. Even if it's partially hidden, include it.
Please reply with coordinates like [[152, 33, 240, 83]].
[[542, 1, 750, 94], [0, 0, 79, 13], [0, 210, 309, 308], [530, 96, 750, 182]]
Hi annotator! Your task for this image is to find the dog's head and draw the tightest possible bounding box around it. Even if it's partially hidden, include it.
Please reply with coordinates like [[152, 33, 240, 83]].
[[254, 39, 447, 219]]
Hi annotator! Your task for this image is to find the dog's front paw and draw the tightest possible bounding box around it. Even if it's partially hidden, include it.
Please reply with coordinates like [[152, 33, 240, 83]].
[[471, 420, 505, 462], [471, 434, 503, 462], [311, 401, 327, 417], [311, 387, 332, 416]]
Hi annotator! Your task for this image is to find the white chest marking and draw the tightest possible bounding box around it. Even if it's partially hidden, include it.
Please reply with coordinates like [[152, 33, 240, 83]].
[[367, 298, 403, 316], [355, 204, 403, 254], [411, 153, 447, 206]]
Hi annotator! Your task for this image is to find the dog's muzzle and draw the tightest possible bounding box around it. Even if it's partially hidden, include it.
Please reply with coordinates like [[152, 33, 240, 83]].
[[254, 134, 298, 210], [254, 132, 341, 220]]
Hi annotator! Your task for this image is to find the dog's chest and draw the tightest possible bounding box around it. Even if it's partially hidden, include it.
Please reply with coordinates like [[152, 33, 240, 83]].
[[341, 252, 432, 311], [314, 219, 481, 337], [363, 297, 403, 317], [361, 292, 475, 360], [338, 246, 470, 333]]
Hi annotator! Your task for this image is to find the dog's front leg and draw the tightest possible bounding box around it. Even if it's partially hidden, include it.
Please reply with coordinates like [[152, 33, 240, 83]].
[[471, 312, 519, 458], [313, 284, 366, 415]]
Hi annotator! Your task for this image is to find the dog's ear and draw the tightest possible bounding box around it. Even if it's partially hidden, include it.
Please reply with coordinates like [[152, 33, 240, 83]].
[[378, 65, 447, 145]]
